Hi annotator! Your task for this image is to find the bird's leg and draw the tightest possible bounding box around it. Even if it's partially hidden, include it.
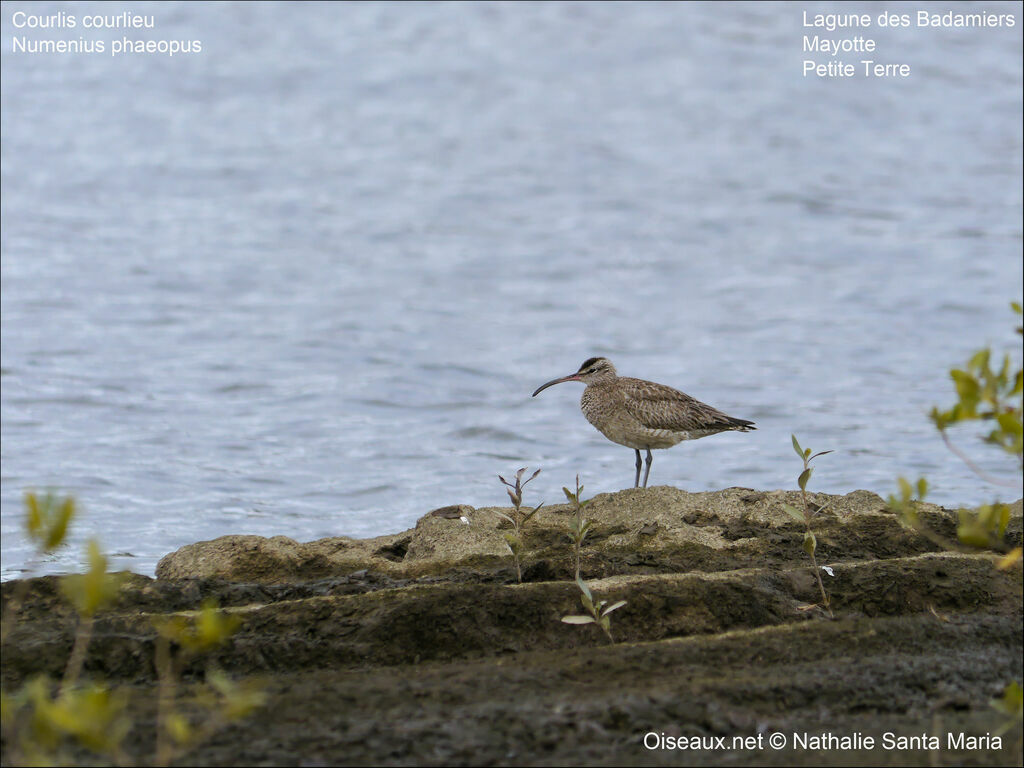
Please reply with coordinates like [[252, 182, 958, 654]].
[[642, 448, 653, 488], [634, 449, 642, 488]]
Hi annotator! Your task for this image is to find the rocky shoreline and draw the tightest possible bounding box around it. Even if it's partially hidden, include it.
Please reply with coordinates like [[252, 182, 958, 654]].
[[2, 487, 1022, 765]]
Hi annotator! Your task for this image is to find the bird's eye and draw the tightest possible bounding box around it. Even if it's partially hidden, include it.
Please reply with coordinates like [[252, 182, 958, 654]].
[[586, 368, 595, 374]]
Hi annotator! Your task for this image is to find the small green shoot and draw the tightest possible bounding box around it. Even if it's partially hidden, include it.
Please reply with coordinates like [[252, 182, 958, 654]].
[[497, 467, 544, 583], [3, 676, 132, 764], [58, 540, 127, 692], [563, 474, 592, 581], [892, 303, 1023, 567], [3, 491, 77, 644], [890, 302, 1022, 724], [991, 680, 1024, 736], [929, 301, 1023, 473], [782, 435, 834, 617], [25, 491, 75, 553], [1, 491, 264, 766], [152, 598, 251, 765], [561, 575, 626, 643]]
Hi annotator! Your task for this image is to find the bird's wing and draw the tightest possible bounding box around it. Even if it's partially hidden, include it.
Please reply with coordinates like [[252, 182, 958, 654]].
[[620, 378, 740, 432]]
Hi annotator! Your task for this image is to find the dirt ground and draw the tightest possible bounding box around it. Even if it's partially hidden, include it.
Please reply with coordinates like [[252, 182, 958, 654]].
[[2, 488, 1022, 766]]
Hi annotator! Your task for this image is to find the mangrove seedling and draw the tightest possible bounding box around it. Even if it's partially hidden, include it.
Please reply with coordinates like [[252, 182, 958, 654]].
[[890, 302, 1023, 742], [497, 467, 544, 583], [782, 434, 835, 617], [894, 302, 1023, 568], [563, 474, 592, 581], [561, 575, 626, 643], [0, 492, 264, 767], [1, 491, 76, 644], [152, 600, 263, 766]]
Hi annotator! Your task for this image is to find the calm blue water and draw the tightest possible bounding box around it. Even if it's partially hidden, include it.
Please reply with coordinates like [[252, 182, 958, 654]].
[[2, 1, 1022, 579]]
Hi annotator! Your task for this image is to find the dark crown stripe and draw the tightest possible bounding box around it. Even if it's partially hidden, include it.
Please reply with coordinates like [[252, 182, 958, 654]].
[[578, 357, 604, 372]]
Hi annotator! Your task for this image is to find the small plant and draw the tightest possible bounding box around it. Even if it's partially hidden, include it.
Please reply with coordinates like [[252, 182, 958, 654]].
[[890, 301, 1022, 737], [930, 301, 1023, 475], [2, 491, 77, 644], [782, 435, 835, 618], [563, 474, 592, 581], [497, 467, 544, 583], [58, 540, 128, 693], [991, 680, 1024, 736], [1, 676, 131, 765], [0, 491, 264, 766], [892, 302, 1023, 569], [152, 600, 263, 766], [889, 477, 1018, 564], [561, 575, 626, 643], [1, 493, 131, 764]]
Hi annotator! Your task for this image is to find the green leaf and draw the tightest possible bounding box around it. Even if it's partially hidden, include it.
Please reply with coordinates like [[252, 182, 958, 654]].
[[25, 492, 41, 538], [561, 615, 595, 624], [797, 468, 812, 492], [522, 502, 544, 523], [915, 477, 928, 499], [190, 600, 241, 652], [803, 531, 817, 557], [575, 575, 595, 615], [48, 498, 74, 550], [153, 600, 240, 654], [166, 712, 193, 745], [563, 487, 575, 502], [950, 369, 981, 411], [929, 406, 952, 431], [207, 671, 266, 720], [47, 682, 131, 753], [24, 491, 75, 552], [999, 505, 1012, 537], [579, 591, 594, 615], [996, 412, 1023, 438], [957, 519, 990, 548], [59, 540, 124, 617], [782, 504, 806, 524], [602, 600, 627, 615], [991, 680, 1023, 720], [997, 548, 1023, 570], [968, 348, 990, 372], [575, 574, 592, 601], [892, 495, 919, 528], [996, 354, 1011, 387], [791, 434, 803, 460]]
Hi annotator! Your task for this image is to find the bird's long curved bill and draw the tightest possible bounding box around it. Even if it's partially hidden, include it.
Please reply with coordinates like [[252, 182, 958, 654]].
[[532, 374, 580, 397]]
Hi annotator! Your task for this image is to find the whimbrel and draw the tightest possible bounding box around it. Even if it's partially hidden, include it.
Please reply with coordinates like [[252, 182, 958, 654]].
[[532, 357, 755, 488]]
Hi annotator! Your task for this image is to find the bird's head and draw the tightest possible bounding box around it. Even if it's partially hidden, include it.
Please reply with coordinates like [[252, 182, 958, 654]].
[[532, 357, 618, 396]]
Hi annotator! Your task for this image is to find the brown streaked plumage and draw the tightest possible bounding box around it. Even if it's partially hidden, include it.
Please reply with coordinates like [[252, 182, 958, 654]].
[[532, 357, 755, 488]]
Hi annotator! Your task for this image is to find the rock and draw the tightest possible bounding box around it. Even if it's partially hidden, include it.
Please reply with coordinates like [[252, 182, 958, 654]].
[[3, 489, 1021, 766], [154, 488, 976, 584]]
